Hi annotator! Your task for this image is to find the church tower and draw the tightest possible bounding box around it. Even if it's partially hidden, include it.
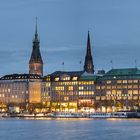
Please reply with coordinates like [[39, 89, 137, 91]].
[[84, 31, 94, 74], [29, 18, 43, 76]]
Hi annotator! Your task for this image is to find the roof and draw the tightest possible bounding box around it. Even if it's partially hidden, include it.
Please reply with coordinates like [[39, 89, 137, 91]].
[[50, 71, 84, 77], [106, 68, 140, 76], [0, 74, 42, 80], [100, 68, 140, 80], [79, 72, 96, 81]]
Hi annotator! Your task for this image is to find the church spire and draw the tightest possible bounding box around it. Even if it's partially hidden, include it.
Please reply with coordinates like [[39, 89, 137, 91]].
[[84, 31, 94, 73], [34, 17, 39, 43], [29, 18, 43, 76]]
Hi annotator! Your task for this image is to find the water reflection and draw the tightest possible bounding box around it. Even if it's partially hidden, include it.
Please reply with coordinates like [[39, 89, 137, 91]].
[[0, 118, 140, 140]]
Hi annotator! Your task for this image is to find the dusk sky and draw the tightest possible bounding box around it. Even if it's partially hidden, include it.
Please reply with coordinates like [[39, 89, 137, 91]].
[[0, 0, 140, 76]]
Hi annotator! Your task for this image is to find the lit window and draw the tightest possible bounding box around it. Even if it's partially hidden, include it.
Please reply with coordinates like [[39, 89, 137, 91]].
[[96, 86, 100, 90], [107, 86, 111, 89], [133, 90, 138, 94], [112, 90, 116, 94], [79, 86, 84, 90], [106, 90, 111, 94], [133, 80, 138, 83], [117, 80, 122, 84], [106, 80, 111, 84], [55, 77, 59, 81], [123, 80, 127, 83], [117, 90, 122, 94], [68, 86, 73, 90], [128, 80, 132, 83], [72, 77, 78, 80]]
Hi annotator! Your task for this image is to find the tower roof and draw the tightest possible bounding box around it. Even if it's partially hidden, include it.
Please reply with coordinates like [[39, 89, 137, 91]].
[[29, 18, 43, 64], [84, 31, 94, 73]]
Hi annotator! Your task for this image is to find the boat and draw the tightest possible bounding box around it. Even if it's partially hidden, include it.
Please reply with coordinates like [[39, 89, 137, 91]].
[[111, 111, 137, 118], [89, 111, 137, 118], [51, 112, 81, 118], [89, 112, 112, 118]]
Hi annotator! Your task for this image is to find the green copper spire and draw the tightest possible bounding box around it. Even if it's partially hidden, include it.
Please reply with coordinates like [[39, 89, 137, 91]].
[[84, 31, 94, 73]]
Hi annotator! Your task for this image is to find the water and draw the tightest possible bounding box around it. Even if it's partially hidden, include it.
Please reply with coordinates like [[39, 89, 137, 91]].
[[0, 118, 140, 140]]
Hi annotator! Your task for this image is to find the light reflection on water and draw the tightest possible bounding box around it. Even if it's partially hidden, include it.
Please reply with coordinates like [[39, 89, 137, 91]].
[[0, 118, 140, 140]]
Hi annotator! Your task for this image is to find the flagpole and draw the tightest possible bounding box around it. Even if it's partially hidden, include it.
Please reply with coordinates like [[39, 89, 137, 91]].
[[79, 61, 82, 70], [62, 62, 64, 71]]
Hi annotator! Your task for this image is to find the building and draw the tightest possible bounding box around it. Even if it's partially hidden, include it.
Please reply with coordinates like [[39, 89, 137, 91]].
[[0, 20, 43, 112], [95, 68, 140, 112], [0, 22, 140, 113], [0, 74, 42, 111]]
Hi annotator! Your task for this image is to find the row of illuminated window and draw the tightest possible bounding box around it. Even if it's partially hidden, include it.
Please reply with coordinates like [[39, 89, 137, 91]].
[[55, 86, 64, 91], [54, 76, 78, 81], [0, 89, 11, 93], [0, 94, 25, 98], [79, 86, 93, 90], [106, 90, 139, 94], [79, 81, 94, 85], [96, 96, 139, 100], [79, 91, 94, 95], [106, 94, 134, 97], [46, 83, 51, 87], [54, 86, 93, 91], [96, 85, 139, 90], [53, 81, 78, 86], [106, 80, 139, 84]]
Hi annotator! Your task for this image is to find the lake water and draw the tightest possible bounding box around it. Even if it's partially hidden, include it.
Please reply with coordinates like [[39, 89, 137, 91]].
[[0, 118, 140, 140]]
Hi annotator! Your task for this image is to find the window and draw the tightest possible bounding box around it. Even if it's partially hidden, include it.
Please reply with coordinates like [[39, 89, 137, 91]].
[[128, 90, 132, 94], [128, 80, 132, 83], [123, 80, 127, 83], [72, 77, 78, 80], [134, 80, 138, 83], [117, 90, 122, 94], [96, 86, 100, 90], [112, 90, 116, 94], [106, 80, 111, 84], [133, 90, 138, 94], [55, 77, 59, 81], [79, 86, 84, 90], [117, 80, 122, 84], [106, 90, 111, 94], [68, 86, 73, 91]]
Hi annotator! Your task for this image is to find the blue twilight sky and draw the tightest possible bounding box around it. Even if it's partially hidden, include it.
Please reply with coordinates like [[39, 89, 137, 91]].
[[0, 0, 140, 76]]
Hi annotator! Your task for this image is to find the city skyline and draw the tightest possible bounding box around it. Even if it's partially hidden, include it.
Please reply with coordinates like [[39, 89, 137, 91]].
[[0, 0, 140, 76]]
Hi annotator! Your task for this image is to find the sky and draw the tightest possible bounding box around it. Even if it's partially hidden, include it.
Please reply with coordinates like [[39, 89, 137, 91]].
[[0, 0, 140, 76]]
